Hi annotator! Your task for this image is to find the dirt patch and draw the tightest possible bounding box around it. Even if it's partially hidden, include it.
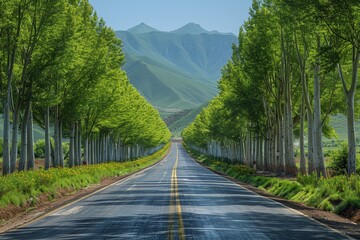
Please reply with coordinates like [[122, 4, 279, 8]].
[[200, 164, 360, 240], [342, 205, 360, 224]]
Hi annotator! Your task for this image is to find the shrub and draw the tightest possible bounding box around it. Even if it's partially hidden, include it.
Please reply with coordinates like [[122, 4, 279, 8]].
[[34, 139, 46, 158], [329, 144, 348, 176], [34, 138, 57, 158]]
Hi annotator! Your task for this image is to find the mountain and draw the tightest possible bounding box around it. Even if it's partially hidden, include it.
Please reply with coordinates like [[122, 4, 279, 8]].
[[124, 54, 217, 109], [116, 23, 237, 135], [127, 23, 159, 34], [172, 23, 209, 35], [116, 23, 237, 110], [172, 23, 234, 36]]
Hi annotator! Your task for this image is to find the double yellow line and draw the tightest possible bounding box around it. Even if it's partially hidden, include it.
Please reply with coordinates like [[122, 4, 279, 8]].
[[168, 144, 185, 240]]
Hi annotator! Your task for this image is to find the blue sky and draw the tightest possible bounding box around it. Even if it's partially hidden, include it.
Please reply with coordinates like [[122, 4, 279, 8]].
[[89, 0, 252, 35]]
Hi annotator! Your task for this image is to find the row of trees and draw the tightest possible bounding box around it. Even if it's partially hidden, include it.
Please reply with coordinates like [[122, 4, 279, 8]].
[[0, 0, 171, 175], [183, 0, 359, 176]]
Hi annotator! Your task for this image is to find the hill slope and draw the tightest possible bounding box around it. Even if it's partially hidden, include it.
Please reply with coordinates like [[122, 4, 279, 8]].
[[116, 23, 237, 110]]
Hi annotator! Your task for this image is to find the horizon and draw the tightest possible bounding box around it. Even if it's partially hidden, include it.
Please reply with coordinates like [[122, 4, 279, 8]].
[[124, 22, 236, 35], [89, 0, 252, 35]]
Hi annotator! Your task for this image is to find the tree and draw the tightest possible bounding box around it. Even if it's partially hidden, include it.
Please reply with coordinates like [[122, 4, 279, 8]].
[[311, 0, 360, 174]]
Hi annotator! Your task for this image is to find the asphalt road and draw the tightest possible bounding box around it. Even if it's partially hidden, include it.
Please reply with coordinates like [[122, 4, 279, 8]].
[[0, 143, 350, 239]]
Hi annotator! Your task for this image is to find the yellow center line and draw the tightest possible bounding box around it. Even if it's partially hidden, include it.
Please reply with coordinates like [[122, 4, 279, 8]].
[[168, 144, 185, 240]]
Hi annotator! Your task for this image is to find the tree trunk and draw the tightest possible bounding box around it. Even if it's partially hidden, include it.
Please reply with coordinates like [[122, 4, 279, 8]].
[[18, 101, 31, 171], [346, 50, 359, 175], [337, 49, 359, 175], [307, 109, 315, 174], [295, 30, 314, 174], [6, 9, 22, 174], [54, 106, 60, 167], [2, 81, 11, 175], [286, 90, 297, 176], [278, 115, 285, 173], [26, 107, 35, 170], [84, 137, 89, 165], [313, 46, 326, 177], [90, 138, 94, 164], [77, 123, 82, 165], [44, 106, 51, 170], [74, 122, 79, 166], [59, 120, 64, 167], [10, 109, 19, 172], [300, 95, 307, 175], [69, 123, 75, 168], [346, 94, 357, 174]]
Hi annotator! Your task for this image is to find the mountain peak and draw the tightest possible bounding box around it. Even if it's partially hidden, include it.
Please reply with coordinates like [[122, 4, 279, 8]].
[[172, 23, 209, 35], [127, 23, 159, 34]]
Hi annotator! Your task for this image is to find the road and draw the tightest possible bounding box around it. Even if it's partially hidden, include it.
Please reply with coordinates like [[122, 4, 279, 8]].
[[0, 143, 350, 239]]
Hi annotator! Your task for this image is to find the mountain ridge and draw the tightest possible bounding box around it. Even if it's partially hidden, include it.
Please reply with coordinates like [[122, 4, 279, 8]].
[[125, 22, 236, 36], [116, 23, 237, 134], [127, 23, 159, 34]]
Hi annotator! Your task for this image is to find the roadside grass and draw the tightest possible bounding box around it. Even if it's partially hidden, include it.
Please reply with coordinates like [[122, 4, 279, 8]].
[[0, 143, 170, 209], [185, 146, 360, 222]]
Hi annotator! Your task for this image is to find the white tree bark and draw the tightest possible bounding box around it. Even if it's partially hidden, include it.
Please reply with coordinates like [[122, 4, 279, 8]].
[[45, 106, 51, 170], [10, 110, 19, 172], [26, 107, 35, 170], [69, 123, 75, 167], [300, 96, 307, 175], [18, 101, 31, 171], [59, 120, 64, 167], [337, 49, 359, 175], [313, 49, 326, 177], [54, 106, 60, 167], [2, 76, 11, 175]]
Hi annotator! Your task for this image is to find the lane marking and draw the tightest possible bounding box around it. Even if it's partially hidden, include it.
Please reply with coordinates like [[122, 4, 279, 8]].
[[168, 144, 185, 240], [52, 206, 83, 216]]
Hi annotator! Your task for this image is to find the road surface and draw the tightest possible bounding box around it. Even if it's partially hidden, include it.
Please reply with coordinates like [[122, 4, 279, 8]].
[[0, 143, 350, 239]]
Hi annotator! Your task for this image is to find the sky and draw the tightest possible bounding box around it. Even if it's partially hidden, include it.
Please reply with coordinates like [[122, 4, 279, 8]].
[[88, 0, 253, 35]]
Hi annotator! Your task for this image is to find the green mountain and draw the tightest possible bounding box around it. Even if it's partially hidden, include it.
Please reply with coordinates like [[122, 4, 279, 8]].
[[127, 22, 159, 34], [116, 23, 237, 110], [172, 23, 210, 35], [166, 104, 207, 137]]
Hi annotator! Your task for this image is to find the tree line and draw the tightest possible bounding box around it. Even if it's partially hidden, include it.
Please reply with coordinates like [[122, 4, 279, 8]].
[[183, 0, 359, 177], [0, 0, 171, 175]]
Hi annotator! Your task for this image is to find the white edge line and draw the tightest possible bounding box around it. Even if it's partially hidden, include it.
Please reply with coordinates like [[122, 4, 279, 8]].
[[182, 146, 355, 240]]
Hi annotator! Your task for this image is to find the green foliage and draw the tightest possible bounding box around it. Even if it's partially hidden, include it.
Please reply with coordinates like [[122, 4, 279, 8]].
[[34, 140, 46, 158], [34, 138, 57, 158], [329, 144, 349, 176], [0, 143, 170, 208]]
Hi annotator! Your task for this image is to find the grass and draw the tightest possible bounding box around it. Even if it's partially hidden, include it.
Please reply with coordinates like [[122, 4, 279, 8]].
[[0, 142, 170, 209], [185, 145, 360, 219]]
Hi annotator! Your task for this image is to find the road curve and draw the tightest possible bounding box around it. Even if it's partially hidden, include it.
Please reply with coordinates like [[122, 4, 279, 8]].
[[0, 143, 350, 239]]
